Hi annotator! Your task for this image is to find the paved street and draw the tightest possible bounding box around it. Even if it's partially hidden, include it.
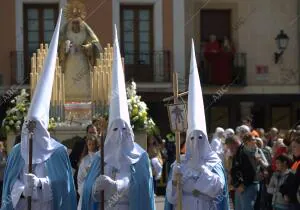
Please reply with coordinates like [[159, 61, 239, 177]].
[[155, 196, 234, 210]]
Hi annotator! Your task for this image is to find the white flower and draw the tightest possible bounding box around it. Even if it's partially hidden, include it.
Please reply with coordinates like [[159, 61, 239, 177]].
[[138, 102, 147, 111], [126, 89, 135, 98], [16, 97, 22, 104], [15, 94, 27, 104], [131, 91, 137, 97], [5, 126, 10, 131], [9, 120, 14, 125], [11, 99, 15, 104], [148, 118, 155, 126], [16, 120, 21, 125], [15, 125, 20, 130], [127, 103, 132, 111], [131, 81, 137, 90], [21, 89, 27, 96]]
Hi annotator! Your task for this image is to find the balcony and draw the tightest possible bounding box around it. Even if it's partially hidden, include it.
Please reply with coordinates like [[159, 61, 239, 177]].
[[123, 51, 172, 83], [197, 52, 247, 86], [10, 50, 172, 86]]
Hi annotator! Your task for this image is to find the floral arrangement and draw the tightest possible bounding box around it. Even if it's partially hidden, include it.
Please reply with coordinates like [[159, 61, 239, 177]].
[[94, 82, 158, 134], [2, 89, 30, 133], [2, 89, 58, 133], [127, 81, 158, 134]]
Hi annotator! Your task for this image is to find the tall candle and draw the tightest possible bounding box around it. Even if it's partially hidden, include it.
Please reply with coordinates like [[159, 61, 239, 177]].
[[102, 70, 106, 105], [58, 71, 61, 104], [91, 68, 94, 101], [106, 72, 110, 105], [62, 74, 65, 104], [97, 71, 101, 104], [102, 69, 106, 105], [56, 70, 58, 102]]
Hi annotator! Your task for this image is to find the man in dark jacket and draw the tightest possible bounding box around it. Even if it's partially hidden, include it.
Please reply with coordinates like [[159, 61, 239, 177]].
[[226, 135, 260, 210]]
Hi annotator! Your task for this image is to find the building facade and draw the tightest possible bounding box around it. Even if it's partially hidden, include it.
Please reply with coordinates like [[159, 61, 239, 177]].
[[186, 0, 300, 132], [0, 0, 300, 134]]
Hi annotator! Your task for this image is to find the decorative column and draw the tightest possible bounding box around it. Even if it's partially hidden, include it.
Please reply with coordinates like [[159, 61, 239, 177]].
[[173, 0, 186, 91]]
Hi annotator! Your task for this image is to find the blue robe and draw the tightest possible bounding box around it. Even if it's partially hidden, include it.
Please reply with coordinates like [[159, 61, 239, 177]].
[[164, 162, 230, 210], [81, 151, 155, 210], [1, 144, 77, 210]]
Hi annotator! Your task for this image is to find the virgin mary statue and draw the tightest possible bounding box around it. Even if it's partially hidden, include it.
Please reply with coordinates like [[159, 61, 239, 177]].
[[59, 0, 102, 102]]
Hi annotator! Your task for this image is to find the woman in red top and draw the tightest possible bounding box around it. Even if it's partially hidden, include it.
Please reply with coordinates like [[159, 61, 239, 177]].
[[218, 36, 235, 84], [204, 34, 221, 85]]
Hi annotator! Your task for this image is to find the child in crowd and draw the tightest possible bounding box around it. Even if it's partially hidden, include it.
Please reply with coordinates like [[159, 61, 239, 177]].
[[267, 154, 293, 210]]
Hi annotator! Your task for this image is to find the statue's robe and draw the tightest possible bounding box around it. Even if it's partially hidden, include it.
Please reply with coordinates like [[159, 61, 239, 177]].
[[59, 21, 102, 102]]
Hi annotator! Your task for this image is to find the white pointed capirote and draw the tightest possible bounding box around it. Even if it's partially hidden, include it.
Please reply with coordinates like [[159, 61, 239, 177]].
[[107, 24, 131, 129], [187, 39, 207, 137], [185, 39, 220, 168], [21, 9, 63, 164], [104, 25, 143, 170]]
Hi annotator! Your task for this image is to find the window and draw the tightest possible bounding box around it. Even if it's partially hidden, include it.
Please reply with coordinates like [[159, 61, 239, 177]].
[[23, 4, 59, 80], [120, 6, 153, 65], [200, 9, 231, 43]]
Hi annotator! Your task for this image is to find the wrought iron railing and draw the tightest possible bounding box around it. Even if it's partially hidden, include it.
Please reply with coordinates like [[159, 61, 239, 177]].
[[197, 52, 247, 86], [122, 50, 172, 83], [11, 50, 173, 85]]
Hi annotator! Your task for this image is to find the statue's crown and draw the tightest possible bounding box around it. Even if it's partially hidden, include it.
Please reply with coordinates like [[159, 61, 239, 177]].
[[64, 0, 86, 21]]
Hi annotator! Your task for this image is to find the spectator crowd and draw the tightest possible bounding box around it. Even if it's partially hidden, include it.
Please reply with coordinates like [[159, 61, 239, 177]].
[[0, 120, 299, 210]]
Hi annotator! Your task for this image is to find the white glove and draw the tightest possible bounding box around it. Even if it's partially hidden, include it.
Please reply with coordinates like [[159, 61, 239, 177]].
[[23, 173, 41, 197], [172, 163, 182, 181], [94, 175, 117, 192]]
